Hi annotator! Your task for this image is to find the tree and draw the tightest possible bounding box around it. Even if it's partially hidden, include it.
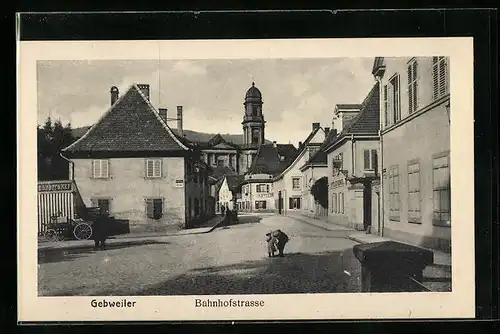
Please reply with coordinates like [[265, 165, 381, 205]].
[[37, 117, 75, 181], [310, 176, 328, 209]]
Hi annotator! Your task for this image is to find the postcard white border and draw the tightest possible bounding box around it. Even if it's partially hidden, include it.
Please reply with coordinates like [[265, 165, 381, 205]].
[[18, 38, 475, 321]]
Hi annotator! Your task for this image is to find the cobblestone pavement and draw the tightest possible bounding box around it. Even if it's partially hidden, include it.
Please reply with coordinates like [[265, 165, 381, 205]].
[[38, 215, 361, 296]]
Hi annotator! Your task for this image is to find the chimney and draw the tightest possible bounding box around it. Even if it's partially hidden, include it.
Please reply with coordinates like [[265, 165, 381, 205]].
[[137, 84, 150, 100], [177, 106, 183, 136], [324, 127, 330, 137], [312, 122, 320, 131], [158, 108, 168, 122], [272, 141, 277, 148], [298, 141, 303, 149], [110, 86, 119, 106]]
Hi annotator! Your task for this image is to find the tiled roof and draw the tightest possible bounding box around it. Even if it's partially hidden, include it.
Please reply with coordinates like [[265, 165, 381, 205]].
[[226, 174, 244, 192], [208, 166, 235, 181], [324, 82, 380, 151], [247, 143, 298, 176], [336, 104, 362, 110], [301, 129, 338, 169], [63, 84, 188, 154], [343, 82, 380, 134], [273, 126, 325, 179], [214, 173, 243, 195], [170, 129, 272, 147], [372, 57, 386, 75]]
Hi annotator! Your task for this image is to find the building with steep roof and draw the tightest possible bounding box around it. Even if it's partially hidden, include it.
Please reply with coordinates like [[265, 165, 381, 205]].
[[323, 81, 381, 231], [238, 142, 298, 212], [272, 123, 328, 215], [299, 127, 338, 216], [61, 84, 212, 231], [374, 57, 451, 252], [214, 174, 244, 214]]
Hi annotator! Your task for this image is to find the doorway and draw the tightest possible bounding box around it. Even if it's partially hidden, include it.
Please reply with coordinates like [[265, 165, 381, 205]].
[[278, 191, 283, 215], [363, 182, 372, 232]]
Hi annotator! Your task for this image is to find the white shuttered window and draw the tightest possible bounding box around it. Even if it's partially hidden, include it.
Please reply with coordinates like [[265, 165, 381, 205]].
[[432, 56, 449, 100], [146, 159, 162, 178], [92, 159, 109, 179], [408, 60, 419, 114]]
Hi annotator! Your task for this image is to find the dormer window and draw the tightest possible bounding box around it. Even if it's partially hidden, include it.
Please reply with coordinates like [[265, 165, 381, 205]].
[[279, 155, 285, 161]]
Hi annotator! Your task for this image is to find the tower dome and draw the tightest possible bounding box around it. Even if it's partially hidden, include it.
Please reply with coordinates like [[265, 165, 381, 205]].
[[245, 82, 262, 100]]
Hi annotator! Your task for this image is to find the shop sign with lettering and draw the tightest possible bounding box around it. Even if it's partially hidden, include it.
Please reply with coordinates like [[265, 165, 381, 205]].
[[37, 181, 73, 193]]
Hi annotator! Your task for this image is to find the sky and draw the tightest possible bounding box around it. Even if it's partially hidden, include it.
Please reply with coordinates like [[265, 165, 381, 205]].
[[37, 58, 376, 146]]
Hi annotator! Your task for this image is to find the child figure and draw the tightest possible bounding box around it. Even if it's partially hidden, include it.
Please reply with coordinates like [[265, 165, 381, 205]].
[[265, 231, 278, 258]]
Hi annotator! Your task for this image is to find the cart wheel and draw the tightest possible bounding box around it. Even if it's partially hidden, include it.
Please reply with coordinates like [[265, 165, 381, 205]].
[[44, 229, 58, 242], [73, 223, 93, 240]]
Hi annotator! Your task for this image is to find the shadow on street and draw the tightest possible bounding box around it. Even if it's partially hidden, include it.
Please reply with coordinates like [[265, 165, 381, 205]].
[[38, 242, 170, 264], [131, 249, 361, 296]]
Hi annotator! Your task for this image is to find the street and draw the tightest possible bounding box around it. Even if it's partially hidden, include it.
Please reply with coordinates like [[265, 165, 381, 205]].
[[38, 215, 361, 296]]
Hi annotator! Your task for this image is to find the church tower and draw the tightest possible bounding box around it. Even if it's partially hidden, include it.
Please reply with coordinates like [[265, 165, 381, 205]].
[[242, 82, 265, 147]]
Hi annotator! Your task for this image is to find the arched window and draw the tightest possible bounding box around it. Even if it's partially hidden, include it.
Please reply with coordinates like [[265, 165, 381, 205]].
[[252, 129, 260, 144], [252, 106, 258, 116]]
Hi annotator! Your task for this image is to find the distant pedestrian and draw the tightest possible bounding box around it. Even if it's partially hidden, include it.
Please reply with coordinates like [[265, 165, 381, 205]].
[[265, 231, 278, 257], [92, 216, 108, 251], [221, 205, 226, 216], [272, 229, 289, 257]]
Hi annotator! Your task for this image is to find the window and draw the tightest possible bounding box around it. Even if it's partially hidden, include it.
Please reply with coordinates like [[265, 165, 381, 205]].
[[256, 184, 269, 193], [255, 200, 267, 210], [146, 198, 163, 220], [289, 198, 301, 210], [432, 57, 449, 100], [363, 149, 378, 171], [146, 159, 162, 178], [333, 193, 337, 213], [91, 198, 111, 216], [383, 84, 388, 127], [389, 75, 401, 122], [433, 154, 451, 226], [388, 166, 400, 220], [252, 129, 260, 144], [292, 177, 301, 190], [252, 106, 258, 116], [408, 162, 421, 223], [92, 159, 109, 179], [408, 60, 419, 114], [339, 192, 344, 214], [332, 153, 343, 174], [217, 158, 225, 167]]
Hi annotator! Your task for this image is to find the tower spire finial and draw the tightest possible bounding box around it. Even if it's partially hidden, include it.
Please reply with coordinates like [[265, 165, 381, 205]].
[[252, 81, 255, 86]]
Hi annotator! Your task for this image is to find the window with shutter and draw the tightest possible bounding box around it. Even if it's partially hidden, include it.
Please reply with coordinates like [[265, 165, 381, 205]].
[[408, 60, 419, 114], [146, 198, 163, 219], [383, 84, 388, 127], [363, 150, 378, 171], [92, 160, 109, 179], [371, 149, 378, 173], [340, 192, 344, 214], [333, 193, 337, 213], [407, 162, 421, 223], [146, 159, 162, 178], [390, 75, 401, 122], [432, 154, 450, 226], [363, 150, 370, 170], [389, 165, 400, 220], [432, 56, 449, 100]]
